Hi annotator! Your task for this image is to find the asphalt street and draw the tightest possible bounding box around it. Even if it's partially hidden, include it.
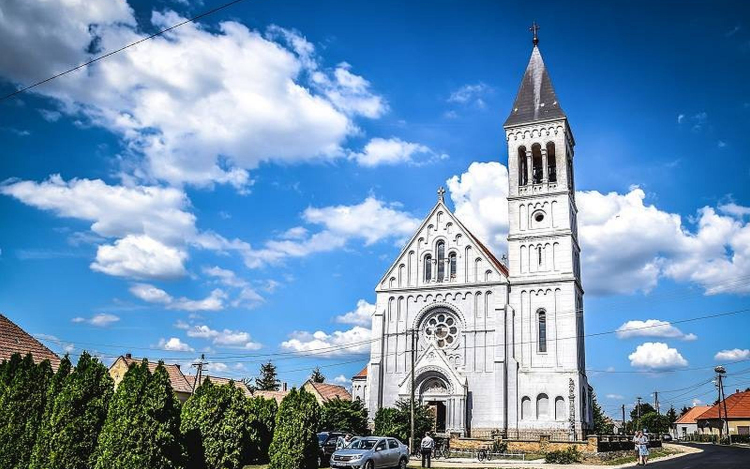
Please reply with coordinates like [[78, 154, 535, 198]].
[[648, 443, 750, 468]]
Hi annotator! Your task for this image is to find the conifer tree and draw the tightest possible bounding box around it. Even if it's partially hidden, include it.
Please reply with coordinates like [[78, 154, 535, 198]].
[[29, 354, 73, 469], [255, 361, 280, 391], [592, 393, 614, 434], [94, 360, 183, 469], [0, 353, 53, 469], [247, 396, 278, 463], [310, 367, 325, 383], [666, 406, 678, 426], [31, 352, 113, 469], [269, 388, 320, 469], [181, 379, 253, 469]]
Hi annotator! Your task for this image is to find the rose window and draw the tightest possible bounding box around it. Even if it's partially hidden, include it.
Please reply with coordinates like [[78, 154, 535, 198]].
[[422, 312, 459, 349]]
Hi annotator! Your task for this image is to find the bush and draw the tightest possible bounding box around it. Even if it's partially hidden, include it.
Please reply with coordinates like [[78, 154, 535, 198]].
[[94, 360, 183, 469], [320, 397, 369, 435], [181, 379, 253, 469], [373, 399, 433, 445], [269, 388, 320, 469], [29, 355, 72, 469], [0, 353, 53, 469], [544, 446, 582, 464], [247, 396, 277, 463], [31, 352, 113, 469]]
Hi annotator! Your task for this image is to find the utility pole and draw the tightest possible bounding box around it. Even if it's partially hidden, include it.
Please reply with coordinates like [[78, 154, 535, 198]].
[[715, 366, 730, 444], [410, 328, 416, 453], [654, 391, 660, 415], [191, 353, 207, 392], [636, 397, 642, 433], [622, 405, 626, 434]]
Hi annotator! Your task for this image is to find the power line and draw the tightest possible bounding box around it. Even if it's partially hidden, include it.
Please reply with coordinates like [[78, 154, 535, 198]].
[[0, 0, 249, 102]]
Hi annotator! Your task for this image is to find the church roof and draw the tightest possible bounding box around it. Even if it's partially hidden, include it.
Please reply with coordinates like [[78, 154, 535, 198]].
[[504, 45, 566, 127], [352, 365, 368, 379]]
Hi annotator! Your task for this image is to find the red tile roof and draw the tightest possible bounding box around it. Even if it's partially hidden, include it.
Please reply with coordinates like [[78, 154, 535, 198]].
[[0, 313, 61, 370], [185, 374, 252, 397], [118, 356, 193, 394], [697, 391, 750, 420], [252, 389, 289, 404], [352, 365, 367, 379], [675, 405, 712, 424], [306, 381, 352, 402]]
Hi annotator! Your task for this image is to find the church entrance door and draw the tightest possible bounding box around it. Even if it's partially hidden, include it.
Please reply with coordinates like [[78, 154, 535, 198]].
[[426, 401, 446, 432]]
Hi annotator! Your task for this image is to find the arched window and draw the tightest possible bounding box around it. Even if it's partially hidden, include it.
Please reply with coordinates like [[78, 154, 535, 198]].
[[449, 252, 457, 279], [546, 142, 557, 182], [538, 310, 547, 353], [532, 143, 543, 184], [424, 255, 432, 282], [518, 146, 528, 186], [436, 241, 445, 282], [537, 393, 549, 419], [521, 396, 531, 420], [555, 396, 565, 420]]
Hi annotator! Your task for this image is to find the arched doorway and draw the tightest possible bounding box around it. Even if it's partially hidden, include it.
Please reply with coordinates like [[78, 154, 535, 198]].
[[420, 377, 449, 432]]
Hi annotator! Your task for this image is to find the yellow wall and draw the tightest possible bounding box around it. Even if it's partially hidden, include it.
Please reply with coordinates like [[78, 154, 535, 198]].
[[698, 419, 750, 435]]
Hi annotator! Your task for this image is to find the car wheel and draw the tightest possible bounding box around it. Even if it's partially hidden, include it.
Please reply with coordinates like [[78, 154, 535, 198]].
[[364, 460, 374, 469], [398, 457, 407, 469]]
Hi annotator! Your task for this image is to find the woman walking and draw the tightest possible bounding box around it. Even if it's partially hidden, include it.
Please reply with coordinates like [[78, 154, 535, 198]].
[[635, 431, 650, 465]]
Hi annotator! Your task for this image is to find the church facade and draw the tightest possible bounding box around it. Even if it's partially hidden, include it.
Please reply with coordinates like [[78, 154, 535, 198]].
[[352, 38, 593, 439]]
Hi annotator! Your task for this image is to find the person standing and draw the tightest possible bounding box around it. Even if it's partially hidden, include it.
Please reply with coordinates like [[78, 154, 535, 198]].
[[632, 431, 642, 464], [637, 432, 650, 465], [420, 432, 434, 468]]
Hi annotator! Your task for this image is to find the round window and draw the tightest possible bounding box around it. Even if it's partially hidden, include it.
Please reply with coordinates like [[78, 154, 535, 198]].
[[534, 212, 545, 223], [422, 311, 460, 349]]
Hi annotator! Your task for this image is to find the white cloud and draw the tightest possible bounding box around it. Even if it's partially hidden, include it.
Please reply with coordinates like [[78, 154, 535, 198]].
[[203, 266, 248, 288], [335, 299, 375, 327], [92, 234, 188, 279], [333, 374, 351, 384], [691, 398, 703, 406], [158, 337, 194, 352], [605, 394, 624, 400], [446, 162, 509, 255], [129, 283, 226, 311], [206, 362, 229, 373], [0, 2, 389, 189], [444, 163, 750, 296], [281, 326, 371, 357], [448, 83, 491, 108], [714, 348, 750, 362], [72, 313, 120, 327], [628, 342, 688, 370], [244, 197, 420, 268], [616, 319, 697, 341], [185, 324, 262, 350], [349, 138, 444, 167]]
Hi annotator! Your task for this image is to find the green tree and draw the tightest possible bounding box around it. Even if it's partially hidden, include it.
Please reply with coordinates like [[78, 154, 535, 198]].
[[94, 360, 183, 469], [320, 397, 369, 435], [591, 393, 614, 434], [310, 367, 325, 383], [0, 353, 53, 469], [269, 388, 320, 469], [181, 379, 253, 469], [679, 406, 690, 417], [31, 352, 113, 469], [640, 411, 670, 435], [666, 406, 678, 427], [247, 396, 277, 463], [373, 399, 433, 444], [255, 361, 280, 391], [29, 355, 72, 469]]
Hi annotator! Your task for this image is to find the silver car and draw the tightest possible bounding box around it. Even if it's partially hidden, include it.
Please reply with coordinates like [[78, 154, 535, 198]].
[[329, 437, 409, 469]]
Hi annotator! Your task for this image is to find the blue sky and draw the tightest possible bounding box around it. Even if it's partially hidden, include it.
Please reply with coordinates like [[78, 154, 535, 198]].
[[1, 0, 749, 417]]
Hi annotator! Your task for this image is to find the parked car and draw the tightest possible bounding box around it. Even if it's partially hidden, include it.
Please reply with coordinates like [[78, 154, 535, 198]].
[[330, 436, 409, 469], [318, 431, 346, 467], [661, 434, 673, 442]]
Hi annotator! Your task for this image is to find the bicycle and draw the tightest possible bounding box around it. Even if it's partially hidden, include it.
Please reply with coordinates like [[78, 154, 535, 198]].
[[476, 448, 492, 462]]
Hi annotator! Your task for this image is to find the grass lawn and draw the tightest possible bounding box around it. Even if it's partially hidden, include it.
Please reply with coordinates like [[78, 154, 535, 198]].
[[602, 447, 678, 466], [242, 465, 268, 469]]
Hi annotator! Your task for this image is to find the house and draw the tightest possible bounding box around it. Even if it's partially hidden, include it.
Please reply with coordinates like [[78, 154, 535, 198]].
[[696, 390, 750, 437], [0, 313, 61, 370], [303, 380, 351, 404], [673, 405, 711, 438], [351, 365, 368, 402], [185, 374, 252, 397], [108, 353, 194, 402]]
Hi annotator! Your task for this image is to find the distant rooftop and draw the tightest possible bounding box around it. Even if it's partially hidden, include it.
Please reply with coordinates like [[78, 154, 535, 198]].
[[0, 313, 61, 370]]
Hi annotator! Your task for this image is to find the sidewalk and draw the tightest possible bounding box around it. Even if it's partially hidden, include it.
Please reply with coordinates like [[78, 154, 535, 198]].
[[406, 444, 700, 469]]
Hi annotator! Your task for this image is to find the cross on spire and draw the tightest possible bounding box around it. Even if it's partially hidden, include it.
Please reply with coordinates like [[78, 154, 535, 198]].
[[529, 21, 540, 46], [437, 186, 446, 203]]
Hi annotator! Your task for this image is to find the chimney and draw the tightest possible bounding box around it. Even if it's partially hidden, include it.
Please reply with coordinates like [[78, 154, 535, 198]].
[[282, 382, 288, 392], [125, 353, 132, 359]]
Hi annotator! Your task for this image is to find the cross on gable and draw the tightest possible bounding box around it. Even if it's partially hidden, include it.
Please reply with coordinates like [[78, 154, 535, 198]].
[[530, 21, 540, 45], [437, 186, 446, 203]]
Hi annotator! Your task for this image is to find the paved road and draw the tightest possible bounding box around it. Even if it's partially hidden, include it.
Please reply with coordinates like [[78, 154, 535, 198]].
[[648, 443, 750, 468]]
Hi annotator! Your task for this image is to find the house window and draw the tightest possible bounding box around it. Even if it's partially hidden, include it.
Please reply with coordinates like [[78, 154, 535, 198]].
[[449, 252, 457, 279], [424, 255, 432, 282], [437, 241, 445, 281], [538, 310, 547, 353]]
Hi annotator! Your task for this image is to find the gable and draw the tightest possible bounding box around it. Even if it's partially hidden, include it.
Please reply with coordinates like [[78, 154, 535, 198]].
[[397, 341, 467, 396], [377, 199, 508, 292]]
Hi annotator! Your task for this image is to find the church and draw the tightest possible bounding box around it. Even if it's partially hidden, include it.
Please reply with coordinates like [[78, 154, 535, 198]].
[[351, 32, 594, 439]]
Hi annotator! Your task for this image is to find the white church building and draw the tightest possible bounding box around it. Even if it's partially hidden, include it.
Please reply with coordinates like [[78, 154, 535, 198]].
[[351, 35, 593, 439]]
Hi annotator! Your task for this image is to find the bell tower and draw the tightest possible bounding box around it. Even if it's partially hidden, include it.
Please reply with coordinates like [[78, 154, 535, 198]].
[[505, 25, 591, 437]]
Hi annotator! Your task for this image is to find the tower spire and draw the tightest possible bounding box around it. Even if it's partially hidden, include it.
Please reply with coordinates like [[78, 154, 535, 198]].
[[530, 21, 540, 46]]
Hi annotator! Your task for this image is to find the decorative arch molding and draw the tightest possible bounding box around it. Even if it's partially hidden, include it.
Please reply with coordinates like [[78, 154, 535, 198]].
[[415, 368, 455, 395], [411, 301, 466, 331]]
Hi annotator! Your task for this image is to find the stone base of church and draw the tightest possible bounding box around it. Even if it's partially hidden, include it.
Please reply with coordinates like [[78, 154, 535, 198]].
[[464, 425, 591, 441]]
